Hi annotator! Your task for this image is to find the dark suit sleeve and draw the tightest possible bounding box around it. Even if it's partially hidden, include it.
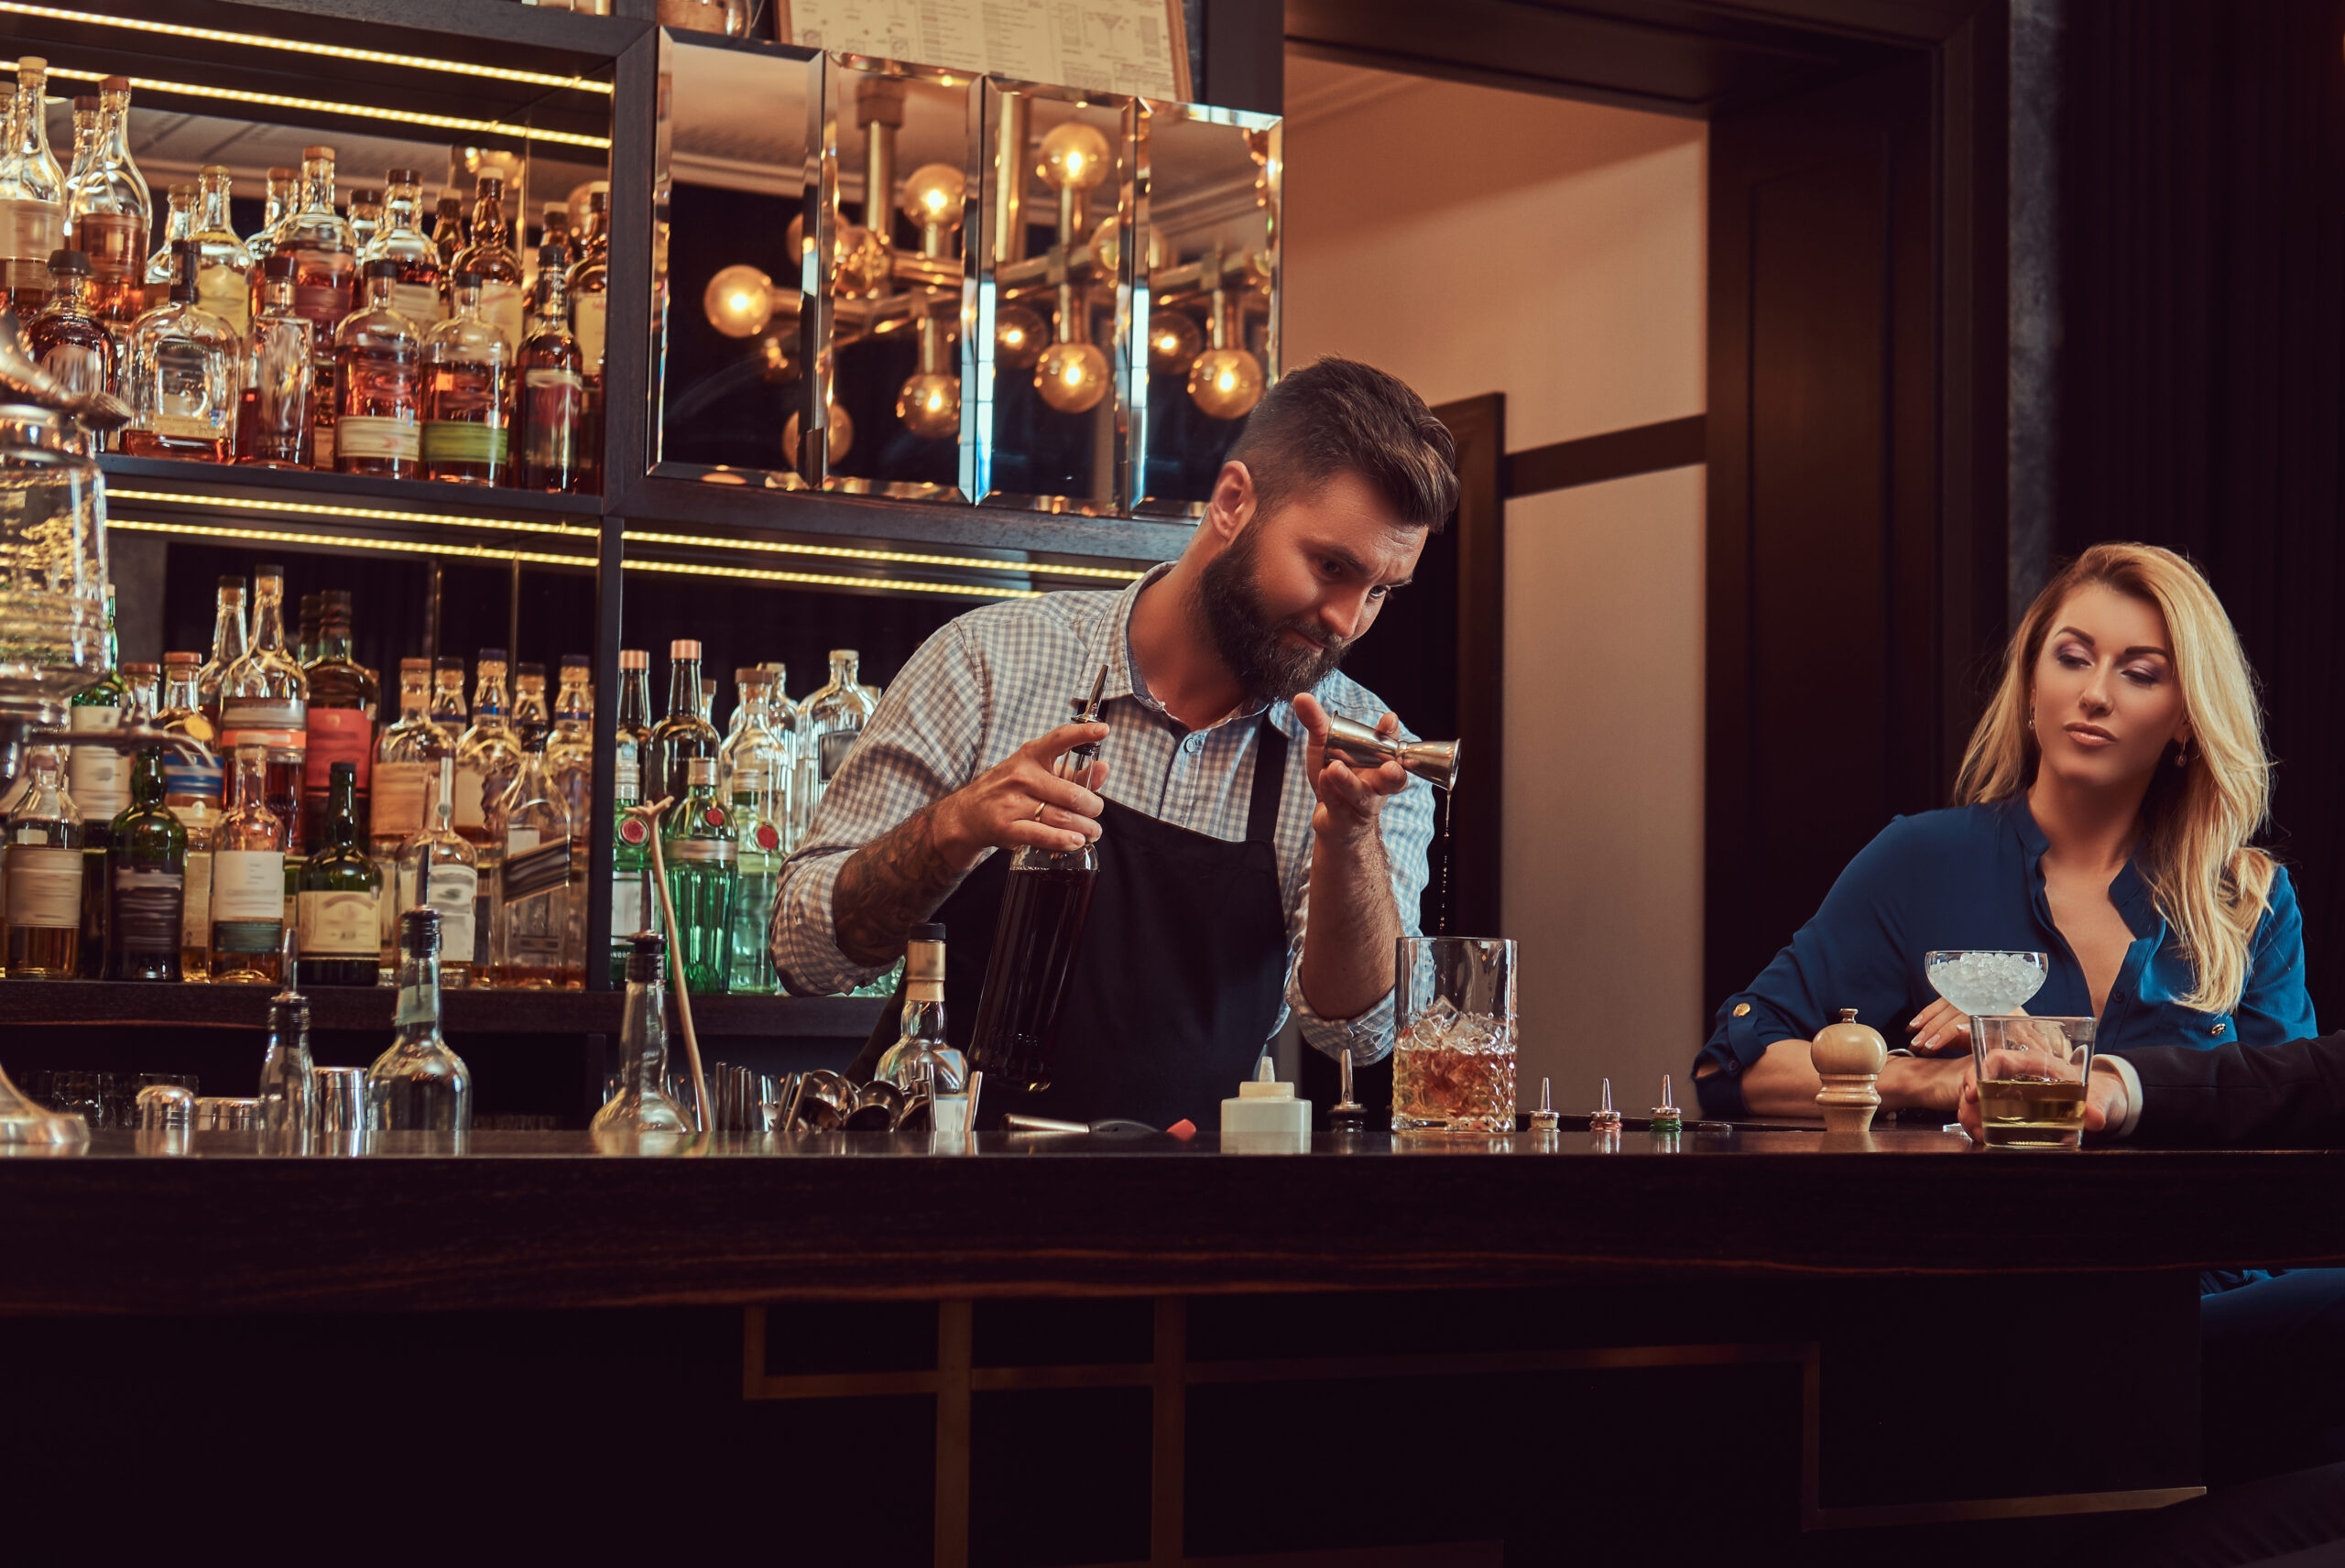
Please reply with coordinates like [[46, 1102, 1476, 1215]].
[[2118, 1033, 2345, 1149]]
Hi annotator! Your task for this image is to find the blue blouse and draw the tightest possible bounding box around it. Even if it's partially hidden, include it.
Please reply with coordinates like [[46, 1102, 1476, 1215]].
[[1694, 799, 2316, 1120]]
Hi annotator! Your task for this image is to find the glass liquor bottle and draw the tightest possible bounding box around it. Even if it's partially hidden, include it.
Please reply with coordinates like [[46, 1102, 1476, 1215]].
[[236, 255, 314, 469], [371, 658, 442, 860], [398, 755, 477, 989], [450, 175, 525, 358], [564, 188, 609, 382], [608, 748, 649, 985], [363, 168, 442, 326], [0, 57, 66, 314], [4, 747, 80, 977], [65, 77, 149, 338], [217, 563, 308, 745], [488, 735, 578, 989], [105, 745, 186, 981], [429, 656, 468, 743], [453, 648, 518, 844], [123, 659, 160, 717], [515, 244, 589, 493], [661, 756, 735, 995], [122, 239, 237, 463], [301, 591, 377, 852], [141, 181, 193, 313], [649, 638, 719, 809], [802, 648, 878, 824], [298, 761, 381, 985], [257, 166, 296, 249], [345, 186, 381, 256], [725, 762, 782, 996], [272, 145, 356, 468], [875, 923, 966, 1094], [296, 593, 320, 668], [158, 652, 222, 982], [614, 647, 653, 787], [187, 164, 251, 337], [195, 575, 247, 730], [367, 906, 472, 1134], [210, 742, 287, 985], [68, 592, 126, 977], [545, 654, 594, 834], [27, 249, 118, 441], [256, 989, 315, 1143], [420, 269, 512, 484], [511, 662, 550, 751], [591, 932, 693, 1136], [333, 259, 422, 477], [718, 666, 791, 811], [431, 191, 465, 270]]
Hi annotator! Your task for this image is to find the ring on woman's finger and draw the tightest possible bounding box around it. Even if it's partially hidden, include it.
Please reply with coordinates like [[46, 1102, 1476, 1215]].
[[1031, 800, 1049, 821]]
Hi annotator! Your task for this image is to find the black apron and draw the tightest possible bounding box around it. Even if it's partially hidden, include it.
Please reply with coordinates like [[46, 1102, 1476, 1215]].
[[852, 716, 1292, 1128]]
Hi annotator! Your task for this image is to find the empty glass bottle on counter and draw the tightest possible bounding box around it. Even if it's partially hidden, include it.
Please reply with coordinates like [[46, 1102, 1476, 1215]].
[[256, 987, 315, 1143], [876, 922, 965, 1094], [591, 931, 693, 1137], [661, 756, 735, 994], [104, 745, 185, 981], [5, 747, 81, 977], [367, 906, 472, 1135]]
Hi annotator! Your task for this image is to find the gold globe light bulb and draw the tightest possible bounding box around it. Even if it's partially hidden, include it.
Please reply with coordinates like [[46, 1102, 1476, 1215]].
[[1038, 120, 1112, 192], [1147, 310, 1203, 376], [703, 264, 773, 338], [834, 222, 892, 299], [900, 163, 967, 228], [993, 301, 1048, 369], [1035, 339, 1109, 414], [1187, 346, 1265, 420], [781, 401, 856, 472], [756, 322, 802, 384], [897, 371, 962, 441]]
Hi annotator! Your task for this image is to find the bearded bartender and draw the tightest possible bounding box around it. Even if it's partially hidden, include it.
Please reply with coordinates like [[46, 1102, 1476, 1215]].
[[771, 358, 1457, 1127]]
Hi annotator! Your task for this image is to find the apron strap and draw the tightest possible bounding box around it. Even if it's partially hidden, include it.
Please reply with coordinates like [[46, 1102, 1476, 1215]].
[[1246, 712, 1289, 845]]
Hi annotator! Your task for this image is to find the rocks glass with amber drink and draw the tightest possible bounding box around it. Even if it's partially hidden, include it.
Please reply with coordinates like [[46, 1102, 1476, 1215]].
[[1970, 1015, 2096, 1149], [1391, 936, 1517, 1133]]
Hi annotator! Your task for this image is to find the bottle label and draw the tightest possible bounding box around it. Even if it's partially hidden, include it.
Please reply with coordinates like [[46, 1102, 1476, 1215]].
[[389, 281, 442, 323], [664, 837, 735, 865], [164, 757, 225, 806], [298, 887, 379, 956], [819, 729, 860, 781], [196, 262, 250, 334], [220, 696, 306, 733], [453, 765, 487, 831], [482, 280, 525, 350], [499, 833, 570, 903], [68, 704, 127, 821], [213, 918, 282, 954], [0, 197, 60, 264], [180, 848, 213, 948], [5, 844, 82, 928], [211, 848, 287, 920], [302, 707, 374, 797], [314, 420, 335, 463], [574, 289, 607, 373], [77, 211, 140, 280], [372, 760, 429, 837], [112, 862, 184, 953], [611, 870, 645, 937], [409, 861, 477, 957], [289, 248, 354, 324], [333, 415, 419, 462], [525, 366, 584, 392], [422, 419, 508, 463], [153, 412, 224, 441], [521, 367, 584, 472]]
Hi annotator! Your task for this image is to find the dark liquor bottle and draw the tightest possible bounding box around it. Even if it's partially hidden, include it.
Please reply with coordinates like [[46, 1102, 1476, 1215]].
[[27, 249, 117, 444], [271, 145, 356, 468], [366, 907, 472, 1133], [421, 271, 512, 485], [449, 175, 524, 361], [333, 259, 422, 478], [4, 747, 81, 978], [69, 590, 126, 977], [515, 244, 589, 493], [564, 188, 609, 383], [301, 591, 377, 852], [236, 255, 314, 469], [104, 746, 186, 981], [298, 761, 382, 985], [648, 638, 719, 809], [660, 756, 735, 995]]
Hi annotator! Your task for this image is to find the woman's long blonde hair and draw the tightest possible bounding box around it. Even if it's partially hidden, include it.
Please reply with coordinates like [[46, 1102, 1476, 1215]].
[[1953, 543, 2274, 1015]]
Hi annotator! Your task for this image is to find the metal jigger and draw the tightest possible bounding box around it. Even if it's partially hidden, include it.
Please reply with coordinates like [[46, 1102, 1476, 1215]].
[[1321, 714, 1461, 792], [1329, 1047, 1368, 1134]]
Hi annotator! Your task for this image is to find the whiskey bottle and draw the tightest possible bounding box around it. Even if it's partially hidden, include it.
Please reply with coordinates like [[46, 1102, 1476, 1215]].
[[488, 734, 579, 989], [371, 659, 442, 858], [420, 270, 513, 485], [515, 244, 589, 493], [65, 77, 149, 339], [545, 654, 594, 834], [345, 186, 381, 256], [431, 191, 465, 270], [27, 249, 118, 443], [608, 749, 649, 985], [564, 187, 609, 381], [333, 259, 422, 477], [429, 656, 468, 744], [236, 255, 315, 469], [104, 745, 186, 981], [725, 761, 782, 996], [364, 167, 443, 325], [538, 202, 574, 271], [297, 761, 382, 985], [301, 590, 377, 852], [367, 906, 473, 1134], [158, 652, 222, 982], [195, 575, 247, 730], [210, 742, 287, 985], [272, 146, 357, 467], [0, 57, 66, 314], [187, 164, 252, 337], [453, 648, 518, 845], [614, 647, 653, 788], [122, 239, 237, 463], [661, 756, 735, 995], [648, 638, 719, 808], [140, 181, 193, 313], [450, 174, 525, 357], [217, 563, 309, 745], [398, 755, 477, 989], [511, 661, 551, 751], [4, 747, 80, 978]]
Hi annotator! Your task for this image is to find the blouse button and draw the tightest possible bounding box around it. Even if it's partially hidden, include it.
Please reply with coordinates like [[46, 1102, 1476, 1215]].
[[1734, 1003, 1751, 1018]]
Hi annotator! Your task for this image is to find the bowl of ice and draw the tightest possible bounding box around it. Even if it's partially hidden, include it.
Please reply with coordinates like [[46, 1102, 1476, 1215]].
[[1924, 950, 2049, 1018]]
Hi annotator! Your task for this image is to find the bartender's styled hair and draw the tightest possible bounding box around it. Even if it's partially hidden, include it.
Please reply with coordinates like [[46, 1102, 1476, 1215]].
[[1227, 355, 1458, 532], [1956, 542, 2275, 1017]]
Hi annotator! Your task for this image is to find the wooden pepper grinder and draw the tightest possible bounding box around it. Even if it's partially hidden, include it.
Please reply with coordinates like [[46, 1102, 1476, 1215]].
[[1811, 1008, 1889, 1133]]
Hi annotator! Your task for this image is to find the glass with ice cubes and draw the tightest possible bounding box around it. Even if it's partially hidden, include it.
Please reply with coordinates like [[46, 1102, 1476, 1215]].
[[1924, 950, 2050, 1020], [1391, 937, 1517, 1133]]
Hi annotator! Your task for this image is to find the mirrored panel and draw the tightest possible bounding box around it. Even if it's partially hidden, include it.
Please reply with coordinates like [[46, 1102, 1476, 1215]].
[[1129, 103, 1280, 518], [811, 57, 978, 501], [650, 30, 821, 487], [972, 82, 1136, 516]]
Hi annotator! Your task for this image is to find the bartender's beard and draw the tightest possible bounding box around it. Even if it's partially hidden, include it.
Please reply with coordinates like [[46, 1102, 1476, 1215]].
[[1194, 523, 1349, 704]]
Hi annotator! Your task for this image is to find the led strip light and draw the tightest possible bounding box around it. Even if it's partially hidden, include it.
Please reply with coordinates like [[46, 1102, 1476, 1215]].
[[13, 59, 611, 150], [622, 557, 1040, 600], [0, 4, 614, 93], [620, 526, 1144, 583], [108, 486, 600, 540]]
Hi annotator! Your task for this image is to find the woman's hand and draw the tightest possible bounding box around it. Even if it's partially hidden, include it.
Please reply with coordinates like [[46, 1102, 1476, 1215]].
[[1879, 1053, 1971, 1114], [1907, 997, 1974, 1055]]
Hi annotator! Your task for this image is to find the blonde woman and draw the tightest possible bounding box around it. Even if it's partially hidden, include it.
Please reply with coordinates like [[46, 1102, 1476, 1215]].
[[1695, 542, 2313, 1121]]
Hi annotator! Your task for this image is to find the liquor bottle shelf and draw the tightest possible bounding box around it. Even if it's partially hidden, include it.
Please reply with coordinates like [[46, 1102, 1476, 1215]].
[[0, 978, 888, 1040]]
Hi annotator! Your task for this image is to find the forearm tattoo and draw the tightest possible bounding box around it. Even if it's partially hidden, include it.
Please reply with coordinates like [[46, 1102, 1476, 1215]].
[[832, 801, 968, 966]]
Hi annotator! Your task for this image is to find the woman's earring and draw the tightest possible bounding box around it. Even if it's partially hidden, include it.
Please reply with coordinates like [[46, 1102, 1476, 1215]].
[[2176, 738, 2190, 769], [2026, 711, 2035, 733]]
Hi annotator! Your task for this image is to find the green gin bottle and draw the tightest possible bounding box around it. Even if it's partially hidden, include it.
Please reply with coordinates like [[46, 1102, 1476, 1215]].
[[297, 761, 383, 985], [660, 755, 735, 994], [104, 746, 187, 981], [725, 761, 781, 995], [609, 749, 649, 985]]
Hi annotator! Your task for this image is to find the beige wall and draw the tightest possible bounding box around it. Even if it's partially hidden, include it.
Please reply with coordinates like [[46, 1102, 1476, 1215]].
[[1282, 58, 1708, 1103]]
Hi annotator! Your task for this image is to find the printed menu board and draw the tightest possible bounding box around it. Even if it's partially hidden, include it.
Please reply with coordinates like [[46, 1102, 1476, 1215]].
[[776, 0, 1192, 101]]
